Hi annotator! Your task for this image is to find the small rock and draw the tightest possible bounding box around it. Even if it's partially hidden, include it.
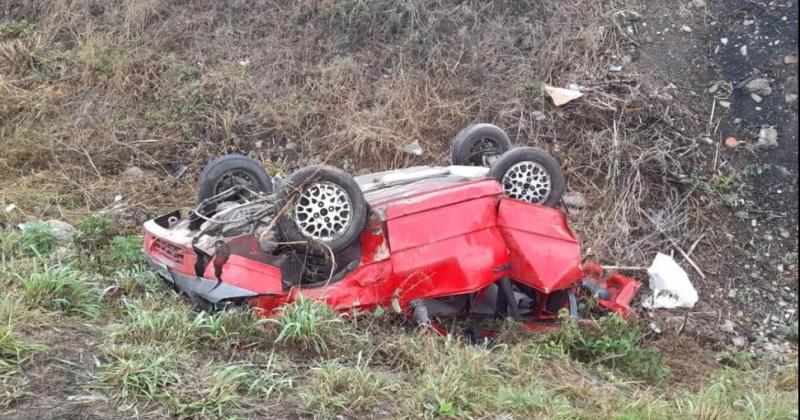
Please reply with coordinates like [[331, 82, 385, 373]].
[[728, 288, 737, 299], [720, 319, 736, 334], [563, 192, 587, 209], [733, 117, 742, 124], [691, 0, 706, 7], [740, 45, 748, 56], [724, 137, 739, 149], [720, 37, 729, 45], [44, 220, 76, 245], [121, 166, 145, 182], [699, 136, 713, 145], [648, 322, 662, 334], [531, 111, 547, 121], [751, 219, 758, 227], [764, 234, 774, 241], [732, 336, 747, 348], [743, 19, 755, 26], [608, 65, 624, 73], [708, 84, 719, 94], [718, 100, 731, 108], [681, 25, 692, 33], [756, 126, 779, 150], [786, 93, 798, 104], [750, 93, 762, 103], [778, 228, 791, 239], [744, 78, 772, 96]]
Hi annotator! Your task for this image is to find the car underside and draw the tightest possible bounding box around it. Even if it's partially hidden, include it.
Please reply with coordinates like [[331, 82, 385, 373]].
[[143, 124, 641, 334]]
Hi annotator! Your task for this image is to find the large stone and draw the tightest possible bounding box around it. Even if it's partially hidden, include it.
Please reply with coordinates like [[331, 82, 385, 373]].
[[44, 220, 76, 245], [744, 78, 772, 96]]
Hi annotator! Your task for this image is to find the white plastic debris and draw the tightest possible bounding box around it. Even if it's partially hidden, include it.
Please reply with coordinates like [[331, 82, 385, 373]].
[[544, 85, 584, 106], [402, 140, 423, 156], [642, 253, 698, 309]]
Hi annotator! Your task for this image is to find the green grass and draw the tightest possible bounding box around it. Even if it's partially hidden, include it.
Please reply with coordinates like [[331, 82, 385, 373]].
[[16, 263, 103, 317], [270, 297, 348, 354], [555, 314, 670, 382], [301, 352, 396, 417], [0, 326, 44, 374], [74, 214, 119, 254], [94, 344, 183, 402], [109, 298, 268, 349], [0, 222, 57, 260], [0, 326, 44, 408], [171, 358, 292, 417]]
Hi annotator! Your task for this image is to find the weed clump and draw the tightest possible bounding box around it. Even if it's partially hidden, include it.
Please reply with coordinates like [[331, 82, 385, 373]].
[[107, 236, 145, 269], [556, 314, 669, 382], [74, 214, 118, 253], [0, 223, 57, 259], [94, 344, 183, 402], [301, 352, 395, 417], [271, 297, 348, 354], [17, 264, 103, 317], [0, 326, 43, 374]]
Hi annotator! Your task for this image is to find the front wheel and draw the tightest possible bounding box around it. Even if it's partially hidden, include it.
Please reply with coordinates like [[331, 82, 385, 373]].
[[488, 147, 565, 207]]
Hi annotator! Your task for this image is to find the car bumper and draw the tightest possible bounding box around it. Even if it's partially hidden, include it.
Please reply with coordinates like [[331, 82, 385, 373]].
[[146, 254, 258, 304]]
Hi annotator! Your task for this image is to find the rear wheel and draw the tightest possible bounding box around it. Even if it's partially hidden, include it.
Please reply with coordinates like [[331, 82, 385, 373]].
[[488, 147, 565, 207], [277, 165, 367, 252], [450, 123, 512, 167], [197, 154, 272, 202]]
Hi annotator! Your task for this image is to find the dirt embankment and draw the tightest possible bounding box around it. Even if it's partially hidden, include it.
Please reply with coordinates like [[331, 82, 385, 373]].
[[0, 0, 796, 357]]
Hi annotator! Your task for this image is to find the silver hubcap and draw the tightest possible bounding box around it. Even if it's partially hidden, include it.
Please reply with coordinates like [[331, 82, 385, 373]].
[[294, 182, 352, 241], [501, 161, 552, 204]]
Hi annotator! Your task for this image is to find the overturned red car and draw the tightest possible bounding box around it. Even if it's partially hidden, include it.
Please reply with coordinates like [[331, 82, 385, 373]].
[[143, 124, 640, 331]]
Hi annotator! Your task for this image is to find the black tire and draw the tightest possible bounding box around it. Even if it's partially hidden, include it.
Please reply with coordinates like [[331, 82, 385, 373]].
[[277, 165, 367, 252], [450, 123, 512, 167], [545, 290, 578, 320], [197, 154, 272, 202], [488, 147, 565, 207]]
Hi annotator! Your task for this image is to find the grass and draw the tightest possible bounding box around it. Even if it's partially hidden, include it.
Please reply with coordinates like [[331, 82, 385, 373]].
[[0, 0, 797, 417], [301, 352, 396, 417], [270, 296, 348, 354], [16, 263, 103, 317], [0, 326, 44, 408], [0, 222, 57, 260], [94, 344, 183, 402]]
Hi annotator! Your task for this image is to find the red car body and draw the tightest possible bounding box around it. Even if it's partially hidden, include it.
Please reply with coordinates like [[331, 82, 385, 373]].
[[143, 168, 640, 328]]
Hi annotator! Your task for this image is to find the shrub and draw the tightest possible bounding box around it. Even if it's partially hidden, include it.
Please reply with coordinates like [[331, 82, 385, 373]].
[[107, 236, 145, 269], [74, 214, 118, 253]]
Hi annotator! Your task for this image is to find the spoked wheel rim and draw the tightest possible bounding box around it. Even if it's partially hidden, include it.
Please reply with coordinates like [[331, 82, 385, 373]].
[[501, 161, 552, 204], [467, 137, 503, 167], [213, 169, 257, 195], [293, 181, 353, 241]]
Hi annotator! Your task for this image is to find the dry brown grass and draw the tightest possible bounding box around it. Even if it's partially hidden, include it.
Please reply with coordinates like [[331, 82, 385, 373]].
[[1, 0, 713, 268]]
